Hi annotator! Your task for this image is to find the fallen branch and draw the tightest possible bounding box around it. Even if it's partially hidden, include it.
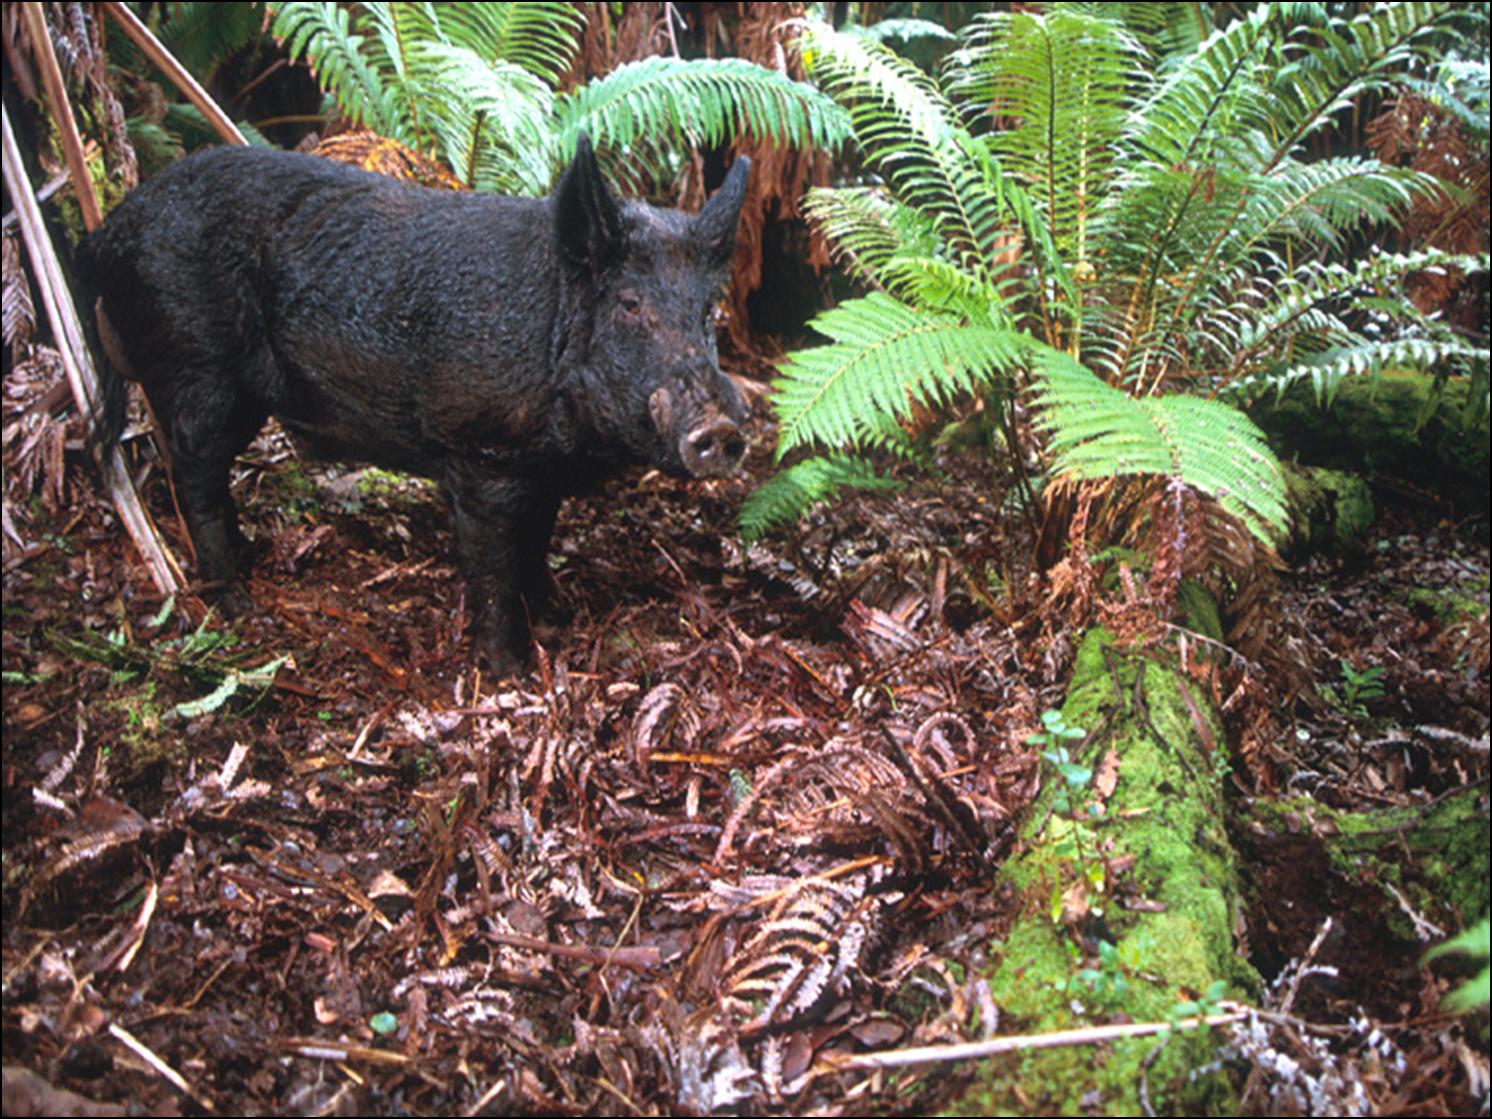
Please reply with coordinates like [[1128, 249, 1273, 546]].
[[821, 1007, 1250, 1071]]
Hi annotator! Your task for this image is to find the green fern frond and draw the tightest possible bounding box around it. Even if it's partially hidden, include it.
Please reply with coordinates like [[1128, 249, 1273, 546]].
[[405, 41, 554, 190], [860, 19, 957, 46], [949, 8, 1144, 260], [1268, 2, 1465, 149], [877, 256, 1018, 325], [1111, 2, 1216, 60], [553, 56, 851, 172], [799, 22, 956, 152], [1239, 337, 1490, 408], [1224, 157, 1435, 260], [431, 2, 583, 86], [162, 103, 272, 150], [274, 3, 406, 139], [1033, 351, 1288, 544], [739, 455, 904, 542], [773, 293, 1028, 457], [802, 187, 935, 293], [799, 23, 1016, 281], [1220, 250, 1490, 395], [154, 2, 265, 81]]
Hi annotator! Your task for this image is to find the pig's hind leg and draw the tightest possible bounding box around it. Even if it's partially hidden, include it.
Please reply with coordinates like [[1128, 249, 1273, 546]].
[[147, 362, 268, 613]]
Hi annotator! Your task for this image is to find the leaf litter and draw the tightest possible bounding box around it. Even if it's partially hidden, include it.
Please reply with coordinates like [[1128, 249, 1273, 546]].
[[2, 362, 1487, 1114]]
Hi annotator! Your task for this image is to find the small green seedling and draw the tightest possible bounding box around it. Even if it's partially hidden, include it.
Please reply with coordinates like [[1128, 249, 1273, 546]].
[[1030, 711, 1106, 909], [1323, 659, 1385, 719]]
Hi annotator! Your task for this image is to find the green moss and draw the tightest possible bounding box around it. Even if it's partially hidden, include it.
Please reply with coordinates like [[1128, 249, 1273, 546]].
[[1176, 579, 1224, 643], [968, 631, 1254, 1114], [1282, 464, 1375, 555], [1250, 372, 1490, 520], [1249, 791, 1489, 933], [1396, 582, 1490, 626]]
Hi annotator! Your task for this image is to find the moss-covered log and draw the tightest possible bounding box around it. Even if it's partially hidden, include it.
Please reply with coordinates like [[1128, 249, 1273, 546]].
[[953, 631, 1256, 1116], [1248, 372, 1490, 521]]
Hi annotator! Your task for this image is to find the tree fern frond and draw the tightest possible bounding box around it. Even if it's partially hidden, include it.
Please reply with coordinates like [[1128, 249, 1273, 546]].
[[1122, 6, 1274, 170], [772, 293, 1026, 457], [155, 2, 265, 81], [273, 3, 407, 140], [1033, 351, 1288, 543], [802, 186, 931, 292], [799, 23, 1016, 281], [1235, 337, 1490, 408], [738, 455, 903, 542], [1268, 2, 1466, 149], [432, 2, 583, 86], [405, 40, 554, 191], [163, 103, 272, 150], [799, 21, 956, 152], [1224, 157, 1435, 260], [877, 256, 1018, 326], [860, 19, 957, 46], [1111, 2, 1216, 61], [1221, 250, 1489, 387], [553, 56, 850, 172], [948, 8, 1144, 261]]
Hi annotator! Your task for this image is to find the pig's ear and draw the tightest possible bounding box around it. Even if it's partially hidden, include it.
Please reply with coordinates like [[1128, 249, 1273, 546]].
[[693, 155, 751, 265], [555, 133, 624, 271]]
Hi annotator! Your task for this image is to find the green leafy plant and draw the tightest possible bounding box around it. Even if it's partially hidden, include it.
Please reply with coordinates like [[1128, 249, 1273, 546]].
[[270, 2, 850, 193], [1170, 978, 1230, 1025], [742, 4, 1487, 552], [108, 2, 275, 167], [1322, 658, 1387, 719], [1424, 917, 1491, 1014], [1029, 710, 1106, 909]]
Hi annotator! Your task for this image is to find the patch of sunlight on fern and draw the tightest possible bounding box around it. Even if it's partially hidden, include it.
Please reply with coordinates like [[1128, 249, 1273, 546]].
[[1033, 352, 1288, 545], [739, 456, 903, 543], [773, 293, 1027, 458]]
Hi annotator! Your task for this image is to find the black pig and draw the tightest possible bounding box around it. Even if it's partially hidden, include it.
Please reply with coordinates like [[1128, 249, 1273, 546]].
[[80, 137, 750, 671]]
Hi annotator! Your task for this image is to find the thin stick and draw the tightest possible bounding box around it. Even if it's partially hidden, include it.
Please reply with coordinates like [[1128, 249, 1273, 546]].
[[100, 3, 248, 147], [20, 4, 102, 230], [821, 1009, 1250, 1071], [109, 1022, 216, 1112]]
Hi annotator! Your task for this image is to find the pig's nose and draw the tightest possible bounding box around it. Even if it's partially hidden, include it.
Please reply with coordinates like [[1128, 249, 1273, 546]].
[[682, 416, 746, 477]]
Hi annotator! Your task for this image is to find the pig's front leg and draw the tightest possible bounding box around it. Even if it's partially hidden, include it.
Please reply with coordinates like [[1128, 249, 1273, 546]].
[[444, 464, 560, 675]]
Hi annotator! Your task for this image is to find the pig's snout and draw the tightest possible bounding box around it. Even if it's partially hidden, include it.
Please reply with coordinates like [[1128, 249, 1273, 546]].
[[682, 416, 746, 477]]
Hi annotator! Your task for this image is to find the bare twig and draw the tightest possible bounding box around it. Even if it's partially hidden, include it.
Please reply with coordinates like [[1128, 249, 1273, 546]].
[[109, 1022, 215, 1112], [820, 1008, 1250, 1071], [483, 929, 661, 971], [20, 4, 102, 230], [100, 3, 247, 146]]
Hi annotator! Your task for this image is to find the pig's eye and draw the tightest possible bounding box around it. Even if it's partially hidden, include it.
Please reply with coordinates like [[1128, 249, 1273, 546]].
[[708, 303, 727, 328], [618, 291, 643, 318]]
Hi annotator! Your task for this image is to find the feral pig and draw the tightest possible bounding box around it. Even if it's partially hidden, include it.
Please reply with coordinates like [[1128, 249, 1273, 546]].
[[79, 137, 751, 673]]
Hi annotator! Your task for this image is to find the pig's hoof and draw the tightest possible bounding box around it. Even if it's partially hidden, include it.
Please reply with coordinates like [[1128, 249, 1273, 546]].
[[473, 641, 528, 679], [203, 579, 254, 617]]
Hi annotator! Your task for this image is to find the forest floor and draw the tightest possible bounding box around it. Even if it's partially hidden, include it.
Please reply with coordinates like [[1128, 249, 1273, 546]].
[[2, 360, 1488, 1115]]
